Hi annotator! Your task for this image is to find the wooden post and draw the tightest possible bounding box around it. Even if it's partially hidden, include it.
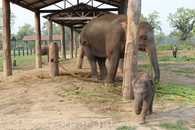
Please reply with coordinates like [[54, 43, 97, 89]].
[[48, 19, 53, 45], [70, 27, 73, 58], [49, 42, 59, 77], [74, 32, 77, 58], [2, 0, 12, 77], [61, 25, 66, 59], [75, 46, 84, 69], [122, 0, 141, 100], [35, 11, 42, 68], [12, 59, 16, 67], [118, 0, 128, 73]]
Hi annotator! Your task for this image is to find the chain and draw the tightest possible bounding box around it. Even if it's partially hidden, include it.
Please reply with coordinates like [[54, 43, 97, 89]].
[[53, 61, 103, 83]]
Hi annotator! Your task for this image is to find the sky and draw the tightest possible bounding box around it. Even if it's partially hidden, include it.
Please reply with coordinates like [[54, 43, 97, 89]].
[[1, 0, 195, 35]]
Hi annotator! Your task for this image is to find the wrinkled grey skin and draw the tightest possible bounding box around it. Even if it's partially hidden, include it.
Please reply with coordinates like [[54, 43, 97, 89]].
[[80, 14, 160, 87], [133, 73, 156, 124], [41, 45, 49, 62]]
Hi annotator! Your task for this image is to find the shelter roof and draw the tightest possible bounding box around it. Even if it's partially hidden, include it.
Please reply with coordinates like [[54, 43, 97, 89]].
[[43, 3, 113, 32], [10, 0, 120, 12], [22, 35, 61, 41], [0, 36, 16, 41]]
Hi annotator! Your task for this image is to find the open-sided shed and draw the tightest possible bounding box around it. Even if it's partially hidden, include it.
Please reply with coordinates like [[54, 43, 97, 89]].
[[3, 0, 140, 100]]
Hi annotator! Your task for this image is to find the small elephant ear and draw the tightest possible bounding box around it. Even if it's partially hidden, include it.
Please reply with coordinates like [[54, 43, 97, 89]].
[[120, 21, 127, 29], [146, 80, 154, 87]]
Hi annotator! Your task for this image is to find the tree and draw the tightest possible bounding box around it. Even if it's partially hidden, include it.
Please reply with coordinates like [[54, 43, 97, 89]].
[[141, 11, 162, 34], [0, 7, 16, 35], [167, 7, 195, 45], [155, 32, 166, 44], [41, 21, 61, 35], [15, 23, 35, 40]]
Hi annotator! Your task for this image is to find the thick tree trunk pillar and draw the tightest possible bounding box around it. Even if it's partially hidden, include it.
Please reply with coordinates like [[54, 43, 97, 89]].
[[75, 46, 84, 69], [49, 42, 59, 77], [2, 0, 12, 77], [35, 12, 42, 68], [61, 25, 66, 59], [48, 20, 53, 45], [12, 59, 16, 67], [118, 0, 128, 73], [122, 0, 141, 100], [70, 27, 73, 58]]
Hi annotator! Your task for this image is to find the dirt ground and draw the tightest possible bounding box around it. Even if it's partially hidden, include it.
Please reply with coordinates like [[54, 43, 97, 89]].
[[0, 50, 195, 130]]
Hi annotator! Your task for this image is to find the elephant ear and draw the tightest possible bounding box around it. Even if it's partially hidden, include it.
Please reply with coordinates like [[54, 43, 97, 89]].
[[146, 80, 154, 88], [120, 21, 127, 29]]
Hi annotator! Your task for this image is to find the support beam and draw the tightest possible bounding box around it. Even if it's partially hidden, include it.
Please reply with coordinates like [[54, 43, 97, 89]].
[[35, 12, 42, 68], [2, 0, 12, 77], [122, 0, 141, 100], [48, 19, 53, 44], [70, 27, 74, 58], [61, 25, 66, 59]]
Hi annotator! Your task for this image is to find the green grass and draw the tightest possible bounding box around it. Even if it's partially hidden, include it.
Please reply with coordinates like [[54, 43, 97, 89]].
[[157, 120, 189, 130], [116, 126, 136, 130], [156, 83, 195, 105], [172, 68, 195, 73], [159, 55, 195, 62]]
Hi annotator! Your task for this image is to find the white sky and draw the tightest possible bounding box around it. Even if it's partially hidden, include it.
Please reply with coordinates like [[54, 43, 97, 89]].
[[1, 0, 195, 35]]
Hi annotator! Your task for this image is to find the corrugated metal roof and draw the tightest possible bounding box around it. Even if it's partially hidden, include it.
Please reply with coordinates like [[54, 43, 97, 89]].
[[22, 35, 61, 41], [43, 3, 113, 32], [10, 0, 120, 12]]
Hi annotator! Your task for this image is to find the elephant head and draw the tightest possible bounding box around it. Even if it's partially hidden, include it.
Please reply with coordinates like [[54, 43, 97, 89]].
[[120, 20, 160, 82], [139, 21, 160, 82]]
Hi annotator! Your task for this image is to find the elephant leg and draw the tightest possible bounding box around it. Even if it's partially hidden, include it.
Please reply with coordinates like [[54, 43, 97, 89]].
[[97, 57, 107, 80], [105, 54, 120, 87], [148, 95, 154, 114], [139, 99, 150, 124], [83, 47, 98, 80]]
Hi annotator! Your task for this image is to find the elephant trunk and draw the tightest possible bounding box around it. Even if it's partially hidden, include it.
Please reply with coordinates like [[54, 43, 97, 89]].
[[146, 45, 160, 82], [134, 96, 143, 115]]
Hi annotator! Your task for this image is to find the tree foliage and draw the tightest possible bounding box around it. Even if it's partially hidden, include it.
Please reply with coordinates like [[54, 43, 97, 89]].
[[167, 7, 195, 44], [0, 8, 16, 35], [41, 21, 61, 35], [141, 11, 162, 34], [15, 23, 35, 40]]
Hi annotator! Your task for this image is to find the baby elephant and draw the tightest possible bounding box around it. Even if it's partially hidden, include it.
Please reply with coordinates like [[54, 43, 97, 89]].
[[133, 73, 156, 124]]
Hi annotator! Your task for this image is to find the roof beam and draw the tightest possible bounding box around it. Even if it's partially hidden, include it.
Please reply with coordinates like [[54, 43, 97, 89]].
[[40, 8, 118, 13], [50, 17, 95, 20], [10, 0, 38, 12]]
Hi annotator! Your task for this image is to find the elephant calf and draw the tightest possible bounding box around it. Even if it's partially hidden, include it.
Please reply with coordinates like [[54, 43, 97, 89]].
[[133, 73, 156, 124]]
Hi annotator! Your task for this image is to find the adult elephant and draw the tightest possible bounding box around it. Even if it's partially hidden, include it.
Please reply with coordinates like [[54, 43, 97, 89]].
[[80, 14, 160, 87], [41, 45, 49, 62]]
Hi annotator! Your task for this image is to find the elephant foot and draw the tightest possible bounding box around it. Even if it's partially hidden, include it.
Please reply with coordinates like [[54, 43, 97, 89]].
[[104, 82, 116, 87], [139, 120, 146, 124]]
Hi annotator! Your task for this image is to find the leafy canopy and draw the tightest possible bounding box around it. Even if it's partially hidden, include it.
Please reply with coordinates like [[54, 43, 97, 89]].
[[167, 7, 195, 44], [141, 11, 162, 34], [15, 23, 35, 40], [0, 8, 16, 35]]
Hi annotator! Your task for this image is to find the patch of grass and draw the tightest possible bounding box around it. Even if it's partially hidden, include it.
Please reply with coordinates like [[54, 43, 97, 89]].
[[157, 120, 189, 130], [116, 126, 136, 130], [172, 68, 195, 73], [156, 83, 195, 105], [159, 55, 195, 62]]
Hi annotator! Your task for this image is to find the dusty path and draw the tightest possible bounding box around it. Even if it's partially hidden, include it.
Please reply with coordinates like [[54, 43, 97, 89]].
[[0, 51, 195, 130]]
